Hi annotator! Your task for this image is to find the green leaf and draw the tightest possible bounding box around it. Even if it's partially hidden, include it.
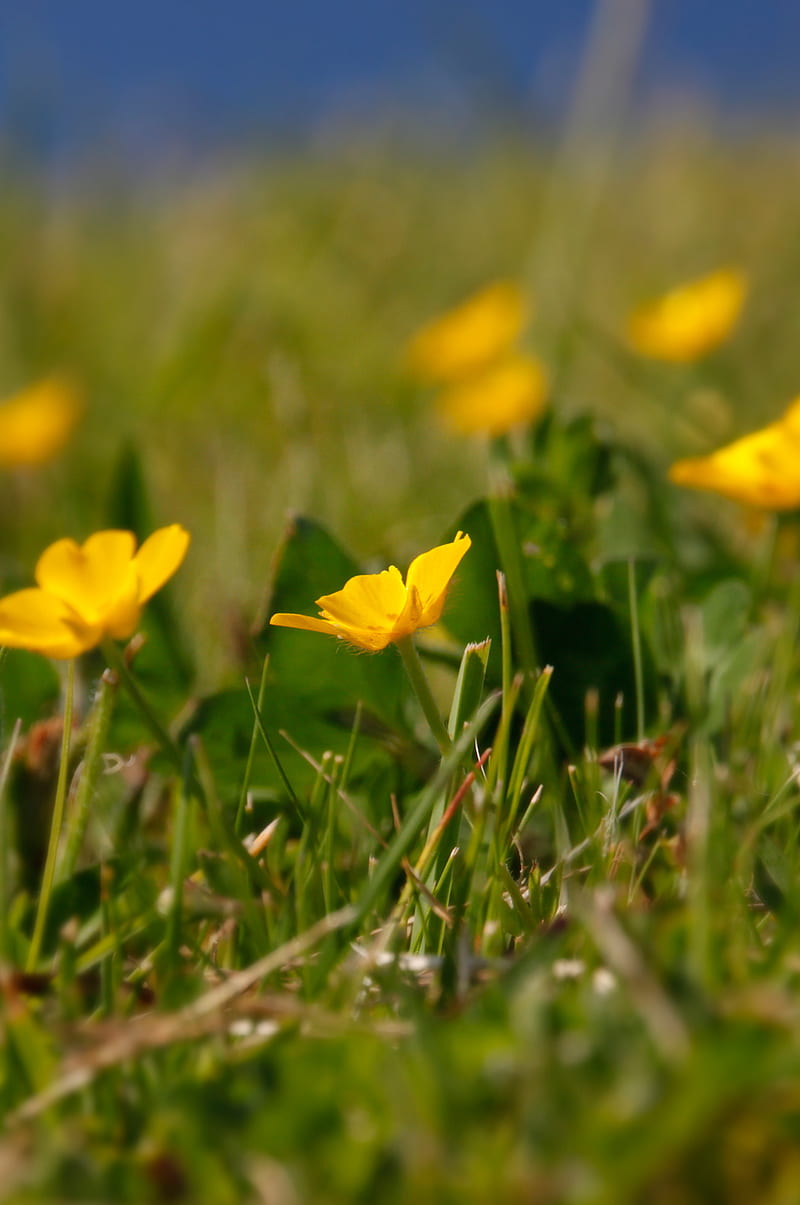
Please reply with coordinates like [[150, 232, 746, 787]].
[[699, 579, 752, 669], [441, 494, 656, 750], [519, 513, 595, 603], [255, 515, 408, 724], [105, 438, 194, 706], [524, 410, 614, 504], [442, 497, 595, 679], [183, 685, 417, 806], [448, 639, 491, 740], [531, 598, 658, 751], [696, 579, 765, 735], [188, 516, 420, 804], [0, 649, 60, 738], [441, 500, 503, 666]]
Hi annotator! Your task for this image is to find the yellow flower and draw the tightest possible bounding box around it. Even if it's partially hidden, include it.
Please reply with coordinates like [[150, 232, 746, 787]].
[[669, 398, 800, 510], [0, 377, 83, 467], [406, 282, 528, 383], [627, 269, 747, 363], [437, 352, 548, 437], [270, 532, 471, 652], [0, 526, 190, 659]]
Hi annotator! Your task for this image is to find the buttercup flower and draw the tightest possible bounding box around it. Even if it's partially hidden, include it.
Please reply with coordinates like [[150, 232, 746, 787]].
[[0, 526, 190, 659], [0, 377, 83, 467], [270, 532, 471, 652], [627, 269, 747, 363], [406, 282, 528, 383], [438, 353, 547, 437], [669, 398, 800, 510]]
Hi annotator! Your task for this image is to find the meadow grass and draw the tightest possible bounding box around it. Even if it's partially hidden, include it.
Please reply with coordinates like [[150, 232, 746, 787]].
[[2, 126, 800, 1202]]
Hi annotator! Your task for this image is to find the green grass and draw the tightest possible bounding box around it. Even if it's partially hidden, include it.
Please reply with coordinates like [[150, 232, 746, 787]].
[[3, 126, 800, 1202]]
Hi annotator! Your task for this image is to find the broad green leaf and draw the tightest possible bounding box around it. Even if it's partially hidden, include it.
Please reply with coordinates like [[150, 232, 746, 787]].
[[183, 685, 420, 806], [254, 515, 408, 723], [705, 629, 767, 736], [523, 410, 614, 505], [440, 500, 502, 664], [699, 579, 752, 669], [441, 494, 656, 749], [442, 496, 595, 679], [0, 649, 60, 739], [519, 513, 595, 603], [696, 580, 765, 735], [188, 516, 421, 804], [531, 598, 658, 751]]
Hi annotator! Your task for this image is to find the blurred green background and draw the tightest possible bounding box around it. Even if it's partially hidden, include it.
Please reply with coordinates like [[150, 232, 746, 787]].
[[1, 129, 798, 686]]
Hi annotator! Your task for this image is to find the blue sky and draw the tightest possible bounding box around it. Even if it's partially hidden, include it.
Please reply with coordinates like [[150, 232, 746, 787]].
[[0, 1, 797, 160]]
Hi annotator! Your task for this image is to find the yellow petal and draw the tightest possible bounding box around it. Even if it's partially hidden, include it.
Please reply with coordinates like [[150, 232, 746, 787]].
[[780, 396, 800, 434], [437, 353, 548, 437], [341, 626, 400, 651], [133, 524, 191, 602], [269, 612, 342, 638], [0, 588, 97, 659], [317, 567, 408, 629], [405, 532, 471, 628], [0, 377, 83, 467], [669, 406, 800, 510], [627, 269, 747, 363], [406, 282, 529, 383], [34, 530, 143, 639], [270, 535, 471, 651], [36, 531, 136, 617]]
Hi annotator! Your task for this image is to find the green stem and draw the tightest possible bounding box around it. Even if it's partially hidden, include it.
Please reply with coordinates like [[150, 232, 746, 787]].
[[396, 636, 452, 757], [489, 570, 514, 798], [27, 659, 76, 970], [59, 669, 118, 880], [101, 640, 184, 777], [752, 511, 780, 603], [236, 654, 271, 835], [487, 474, 538, 677]]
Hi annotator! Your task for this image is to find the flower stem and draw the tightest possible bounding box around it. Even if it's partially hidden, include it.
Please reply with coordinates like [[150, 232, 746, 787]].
[[101, 641, 184, 778], [487, 471, 538, 677], [27, 658, 76, 970], [396, 636, 452, 758], [59, 669, 118, 880], [753, 510, 780, 601]]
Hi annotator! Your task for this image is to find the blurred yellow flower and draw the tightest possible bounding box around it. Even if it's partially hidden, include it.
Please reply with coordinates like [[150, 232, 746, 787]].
[[270, 532, 471, 652], [669, 398, 800, 510], [438, 353, 547, 437], [406, 282, 528, 383], [0, 377, 83, 467], [627, 269, 747, 363], [0, 526, 190, 659]]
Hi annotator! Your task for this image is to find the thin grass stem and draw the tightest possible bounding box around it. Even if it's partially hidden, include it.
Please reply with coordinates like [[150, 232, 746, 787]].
[[27, 659, 76, 970]]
